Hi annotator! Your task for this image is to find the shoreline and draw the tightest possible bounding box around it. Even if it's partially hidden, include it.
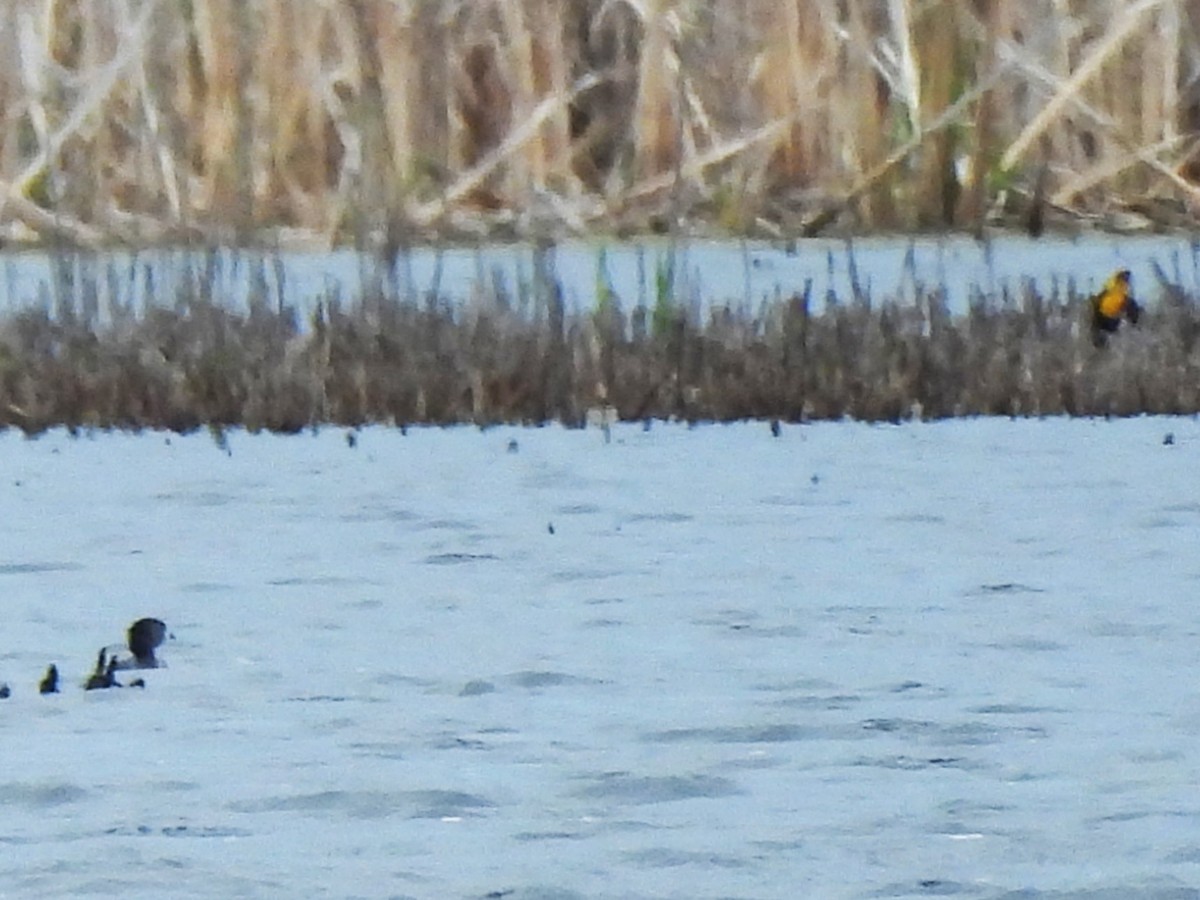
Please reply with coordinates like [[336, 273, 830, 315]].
[[0, 216, 1194, 256], [0, 254, 1194, 433]]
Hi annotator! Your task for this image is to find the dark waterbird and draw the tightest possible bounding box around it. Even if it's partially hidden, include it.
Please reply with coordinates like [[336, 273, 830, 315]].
[[0, 683, 9, 699], [113, 617, 171, 670]]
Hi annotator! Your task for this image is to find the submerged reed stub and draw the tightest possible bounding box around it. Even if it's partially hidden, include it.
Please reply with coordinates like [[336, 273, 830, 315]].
[[39, 664, 59, 695], [84, 649, 120, 691]]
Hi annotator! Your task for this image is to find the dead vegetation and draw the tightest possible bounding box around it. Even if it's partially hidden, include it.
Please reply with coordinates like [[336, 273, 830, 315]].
[[0, 1, 1198, 245], [0, 248, 1197, 434]]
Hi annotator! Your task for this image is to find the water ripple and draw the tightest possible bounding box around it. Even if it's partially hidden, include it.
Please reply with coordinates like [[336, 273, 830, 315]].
[[229, 789, 493, 819], [622, 847, 750, 869], [0, 782, 88, 808], [642, 723, 823, 744], [423, 552, 499, 566], [573, 772, 741, 804], [508, 671, 598, 690], [0, 561, 84, 575]]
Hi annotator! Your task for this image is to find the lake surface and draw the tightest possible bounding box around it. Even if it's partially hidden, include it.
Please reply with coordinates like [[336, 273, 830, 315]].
[[2, 233, 1199, 320], [0, 418, 1196, 898]]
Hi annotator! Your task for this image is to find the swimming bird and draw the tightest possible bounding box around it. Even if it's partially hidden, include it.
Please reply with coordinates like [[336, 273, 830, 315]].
[[111, 617, 170, 670], [1090, 269, 1141, 346], [0, 683, 9, 699], [39, 664, 58, 694], [84, 649, 120, 691]]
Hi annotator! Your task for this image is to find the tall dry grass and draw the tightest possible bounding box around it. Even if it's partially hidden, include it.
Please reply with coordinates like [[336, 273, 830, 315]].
[[1, 249, 1199, 433], [0, 0, 1197, 245]]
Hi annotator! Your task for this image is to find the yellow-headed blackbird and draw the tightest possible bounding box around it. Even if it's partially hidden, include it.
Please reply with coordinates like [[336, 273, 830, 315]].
[[1090, 269, 1140, 346]]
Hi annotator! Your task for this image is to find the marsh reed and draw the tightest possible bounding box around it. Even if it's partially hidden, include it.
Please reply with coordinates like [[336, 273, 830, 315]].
[[0, 0, 1198, 245], [1, 248, 1198, 434]]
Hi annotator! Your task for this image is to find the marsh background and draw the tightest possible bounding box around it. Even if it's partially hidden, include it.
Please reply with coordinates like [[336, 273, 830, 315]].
[[0, 2, 1194, 432], [0, 0, 1196, 246]]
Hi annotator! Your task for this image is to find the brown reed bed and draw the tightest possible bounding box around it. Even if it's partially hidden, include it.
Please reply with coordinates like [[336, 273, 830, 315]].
[[0, 1, 1198, 246], [0, 249, 1198, 435]]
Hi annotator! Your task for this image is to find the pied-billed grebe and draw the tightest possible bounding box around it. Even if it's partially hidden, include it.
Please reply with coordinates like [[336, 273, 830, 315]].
[[114, 617, 171, 670]]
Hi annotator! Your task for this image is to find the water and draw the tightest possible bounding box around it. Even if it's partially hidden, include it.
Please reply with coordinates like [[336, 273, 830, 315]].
[[0, 418, 1196, 898], [3, 233, 1199, 320]]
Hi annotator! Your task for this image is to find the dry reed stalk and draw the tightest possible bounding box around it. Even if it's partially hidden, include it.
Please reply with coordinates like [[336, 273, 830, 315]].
[[990, 4, 1093, 176], [960, 0, 1000, 233], [615, 117, 790, 208], [133, 15, 184, 226], [497, 0, 573, 199], [1146, 1, 1180, 145], [255, 4, 335, 232], [760, 2, 806, 184], [912, 0, 959, 227], [799, 74, 999, 236], [1051, 135, 1193, 206], [15, 6, 56, 188], [630, 0, 680, 181], [443, 17, 469, 179], [1128, 140, 1200, 213], [231, 2, 258, 235], [0, 9, 21, 179], [885, 0, 921, 132], [753, 1, 830, 189], [998, 0, 1168, 173], [0, 0, 1196, 240], [445, 4, 519, 210], [413, 72, 599, 230], [373, 2, 419, 192], [189, 0, 246, 224], [0, 175, 102, 245], [0, 1, 110, 244], [844, 0, 895, 226], [347, 0, 401, 243]]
